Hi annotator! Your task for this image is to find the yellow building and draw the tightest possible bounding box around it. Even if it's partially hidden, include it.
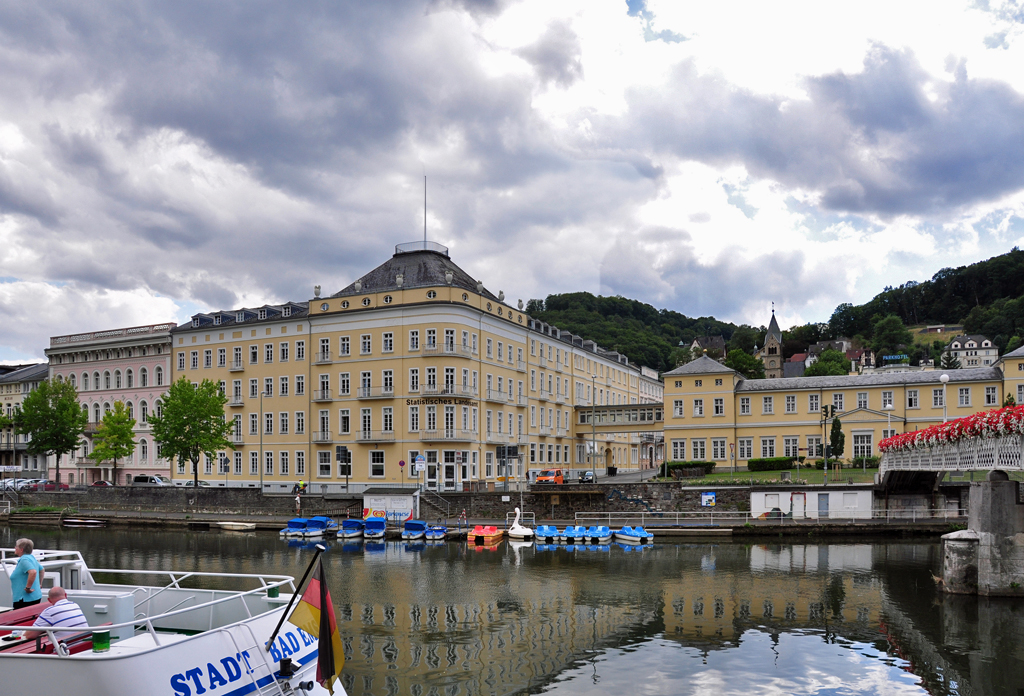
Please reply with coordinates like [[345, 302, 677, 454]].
[[662, 353, 1018, 466], [170, 241, 657, 491]]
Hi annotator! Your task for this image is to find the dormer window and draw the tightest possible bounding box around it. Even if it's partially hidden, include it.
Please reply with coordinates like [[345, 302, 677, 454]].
[[236, 312, 244, 322], [983, 340, 991, 347], [258, 309, 267, 320], [283, 306, 292, 317], [952, 343, 960, 349], [214, 316, 221, 326], [191, 318, 199, 328]]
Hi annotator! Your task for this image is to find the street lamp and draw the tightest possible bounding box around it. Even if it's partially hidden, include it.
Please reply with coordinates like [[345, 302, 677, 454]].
[[259, 389, 266, 491], [940, 374, 950, 423]]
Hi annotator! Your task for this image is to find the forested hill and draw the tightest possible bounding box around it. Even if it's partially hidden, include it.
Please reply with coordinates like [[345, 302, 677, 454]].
[[525, 293, 738, 373], [527, 246, 1024, 373]]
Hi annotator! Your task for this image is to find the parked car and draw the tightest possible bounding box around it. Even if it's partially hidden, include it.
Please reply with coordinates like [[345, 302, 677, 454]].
[[24, 480, 69, 491], [16, 479, 43, 491], [535, 469, 564, 485], [91, 480, 114, 487], [184, 480, 211, 487], [2, 478, 26, 490], [131, 475, 174, 487]]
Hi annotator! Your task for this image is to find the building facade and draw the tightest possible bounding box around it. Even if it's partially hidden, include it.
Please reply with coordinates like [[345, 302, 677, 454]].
[[662, 353, 1018, 467], [168, 242, 657, 492], [944, 335, 999, 367], [0, 363, 51, 478], [46, 323, 175, 485]]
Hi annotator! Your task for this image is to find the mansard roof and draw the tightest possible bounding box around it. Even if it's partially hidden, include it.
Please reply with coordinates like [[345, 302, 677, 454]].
[[663, 355, 738, 376]]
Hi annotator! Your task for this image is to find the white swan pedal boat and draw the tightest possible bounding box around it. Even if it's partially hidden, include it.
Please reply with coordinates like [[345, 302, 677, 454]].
[[0, 547, 341, 696]]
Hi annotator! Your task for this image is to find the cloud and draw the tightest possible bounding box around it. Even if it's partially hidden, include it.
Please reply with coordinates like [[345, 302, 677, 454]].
[[516, 21, 584, 88]]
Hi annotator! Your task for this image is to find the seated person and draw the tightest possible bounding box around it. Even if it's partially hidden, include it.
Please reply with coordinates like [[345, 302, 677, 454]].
[[24, 587, 89, 641]]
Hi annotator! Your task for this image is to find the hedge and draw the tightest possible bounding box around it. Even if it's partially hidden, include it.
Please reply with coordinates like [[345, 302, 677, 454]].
[[747, 457, 797, 472], [851, 456, 880, 469], [665, 461, 716, 477]]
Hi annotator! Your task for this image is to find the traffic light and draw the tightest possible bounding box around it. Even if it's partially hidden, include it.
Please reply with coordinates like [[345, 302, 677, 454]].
[[825, 445, 832, 459], [335, 445, 350, 463]]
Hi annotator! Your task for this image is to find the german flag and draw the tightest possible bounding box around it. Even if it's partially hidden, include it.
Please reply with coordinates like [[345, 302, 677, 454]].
[[288, 558, 344, 694]]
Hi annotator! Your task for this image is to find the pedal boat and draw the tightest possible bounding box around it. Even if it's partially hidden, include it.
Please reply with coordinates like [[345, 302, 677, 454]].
[[401, 520, 427, 541], [278, 517, 309, 537], [507, 507, 534, 541], [339, 519, 365, 539], [559, 525, 587, 544], [469, 525, 503, 544], [304, 516, 339, 538], [585, 525, 612, 543], [363, 518, 387, 540], [613, 525, 654, 544], [535, 525, 560, 544], [0, 547, 339, 696]]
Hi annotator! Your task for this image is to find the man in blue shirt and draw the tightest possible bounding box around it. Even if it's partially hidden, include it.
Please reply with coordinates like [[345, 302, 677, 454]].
[[11, 538, 44, 609]]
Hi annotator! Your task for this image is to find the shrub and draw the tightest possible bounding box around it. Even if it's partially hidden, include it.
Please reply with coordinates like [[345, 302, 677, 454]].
[[850, 456, 880, 469], [665, 461, 716, 477], [747, 457, 796, 472]]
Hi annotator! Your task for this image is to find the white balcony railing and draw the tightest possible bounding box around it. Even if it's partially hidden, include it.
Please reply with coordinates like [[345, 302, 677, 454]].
[[312, 431, 332, 443], [228, 396, 244, 407], [419, 430, 477, 442], [228, 360, 244, 372], [357, 430, 396, 442], [312, 389, 332, 402], [314, 351, 331, 364], [358, 387, 394, 399]]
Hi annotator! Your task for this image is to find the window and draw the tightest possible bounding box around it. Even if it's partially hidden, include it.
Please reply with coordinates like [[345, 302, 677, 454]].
[[409, 406, 420, 432], [280, 412, 289, 434], [250, 451, 259, 475], [177, 353, 186, 370], [370, 451, 385, 477], [250, 345, 258, 364], [985, 386, 998, 406], [280, 451, 289, 476], [296, 341, 305, 360], [907, 389, 919, 408], [881, 391, 893, 409], [264, 412, 273, 434], [486, 338, 493, 358], [264, 451, 273, 475], [671, 439, 686, 460], [383, 407, 393, 432], [714, 398, 724, 416], [264, 344, 273, 363], [738, 438, 752, 459], [958, 387, 971, 407], [784, 436, 799, 458], [761, 437, 776, 458], [409, 331, 419, 351], [833, 393, 844, 411], [250, 379, 259, 398], [360, 334, 371, 354], [296, 451, 305, 475], [339, 373, 350, 396], [409, 369, 419, 392], [296, 411, 305, 434], [808, 394, 819, 413], [857, 392, 868, 409], [693, 399, 704, 416], [264, 377, 273, 397], [280, 343, 289, 362], [234, 451, 242, 475], [785, 395, 796, 413], [190, 351, 198, 370], [318, 452, 331, 477], [383, 370, 394, 394], [217, 348, 226, 367], [853, 433, 872, 458], [692, 439, 706, 460], [933, 388, 944, 407], [807, 436, 822, 458], [155, 366, 163, 386], [280, 376, 289, 396], [739, 397, 751, 415], [337, 337, 349, 357], [426, 329, 436, 348], [296, 375, 305, 395], [383, 332, 393, 353], [250, 413, 258, 435], [762, 396, 773, 414], [712, 438, 726, 460], [694, 379, 702, 387]]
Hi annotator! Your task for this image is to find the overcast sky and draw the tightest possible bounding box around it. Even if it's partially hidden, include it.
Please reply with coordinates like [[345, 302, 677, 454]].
[[3, 0, 1024, 362]]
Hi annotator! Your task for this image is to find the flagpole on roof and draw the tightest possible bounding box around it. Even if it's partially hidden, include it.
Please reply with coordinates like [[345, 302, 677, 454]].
[[265, 543, 326, 651]]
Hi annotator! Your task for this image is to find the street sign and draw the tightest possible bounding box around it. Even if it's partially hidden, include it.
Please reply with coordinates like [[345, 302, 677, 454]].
[[0, 465, 20, 472], [455, 451, 462, 463], [399, 459, 406, 468], [701, 492, 716, 507], [415, 463, 426, 473]]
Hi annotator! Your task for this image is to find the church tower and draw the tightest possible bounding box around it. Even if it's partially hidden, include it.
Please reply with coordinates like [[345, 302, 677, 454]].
[[758, 307, 784, 379]]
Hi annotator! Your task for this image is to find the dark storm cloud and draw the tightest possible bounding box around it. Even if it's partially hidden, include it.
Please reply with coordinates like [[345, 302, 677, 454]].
[[613, 45, 1024, 216]]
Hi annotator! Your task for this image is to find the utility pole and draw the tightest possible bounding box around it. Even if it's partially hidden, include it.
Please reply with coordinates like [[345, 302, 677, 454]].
[[591, 375, 597, 475]]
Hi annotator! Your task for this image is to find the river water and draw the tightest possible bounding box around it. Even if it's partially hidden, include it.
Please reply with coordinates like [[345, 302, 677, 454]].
[[4, 525, 1022, 696]]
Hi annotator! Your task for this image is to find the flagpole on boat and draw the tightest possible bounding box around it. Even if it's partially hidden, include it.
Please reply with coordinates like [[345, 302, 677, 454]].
[[265, 543, 326, 651]]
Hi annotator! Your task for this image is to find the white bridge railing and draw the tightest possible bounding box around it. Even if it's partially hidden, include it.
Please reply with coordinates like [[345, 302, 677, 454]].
[[880, 434, 1024, 474]]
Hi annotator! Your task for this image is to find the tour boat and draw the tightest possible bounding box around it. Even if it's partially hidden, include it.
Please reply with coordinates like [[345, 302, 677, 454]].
[[613, 526, 654, 544], [279, 517, 310, 537], [218, 521, 256, 532], [585, 525, 612, 543], [339, 519, 365, 539], [61, 518, 108, 529], [425, 525, 447, 542], [535, 525, 560, 544], [303, 517, 339, 538], [363, 518, 387, 540], [401, 520, 427, 541], [559, 525, 587, 544], [469, 525, 503, 545], [507, 507, 535, 541], [0, 546, 337, 696]]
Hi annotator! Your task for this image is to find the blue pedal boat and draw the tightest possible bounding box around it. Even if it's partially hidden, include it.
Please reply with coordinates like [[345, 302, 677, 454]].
[[585, 525, 612, 543], [305, 516, 339, 538], [402, 520, 427, 540], [339, 518, 365, 539], [279, 517, 309, 537], [364, 518, 387, 540], [560, 525, 587, 544], [535, 525, 560, 544], [613, 525, 654, 544]]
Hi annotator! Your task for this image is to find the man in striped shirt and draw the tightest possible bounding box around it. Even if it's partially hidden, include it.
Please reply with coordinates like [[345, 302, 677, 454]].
[[25, 587, 89, 640]]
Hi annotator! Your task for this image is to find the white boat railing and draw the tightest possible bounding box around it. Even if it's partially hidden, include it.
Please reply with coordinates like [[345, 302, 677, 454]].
[[880, 433, 1024, 474], [505, 511, 536, 528]]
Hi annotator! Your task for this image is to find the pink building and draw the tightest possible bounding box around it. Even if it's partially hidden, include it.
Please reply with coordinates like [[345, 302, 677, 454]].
[[46, 323, 175, 485]]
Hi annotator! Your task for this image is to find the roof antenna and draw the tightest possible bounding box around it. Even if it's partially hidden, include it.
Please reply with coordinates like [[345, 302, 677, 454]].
[[424, 175, 427, 244]]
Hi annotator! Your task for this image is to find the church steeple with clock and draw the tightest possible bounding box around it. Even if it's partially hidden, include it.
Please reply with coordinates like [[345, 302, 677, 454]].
[[757, 305, 784, 379]]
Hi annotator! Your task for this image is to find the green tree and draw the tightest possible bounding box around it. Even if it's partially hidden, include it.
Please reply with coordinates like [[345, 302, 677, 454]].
[[725, 349, 766, 379], [871, 314, 914, 361], [829, 417, 845, 460], [940, 352, 961, 369], [669, 345, 693, 367], [149, 377, 234, 487], [15, 378, 88, 485], [1006, 335, 1022, 354], [727, 325, 758, 353], [89, 401, 136, 486], [1004, 393, 1016, 408], [804, 349, 851, 377]]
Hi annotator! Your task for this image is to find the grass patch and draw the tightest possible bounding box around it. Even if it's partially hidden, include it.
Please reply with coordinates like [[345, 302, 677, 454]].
[[15, 505, 63, 513]]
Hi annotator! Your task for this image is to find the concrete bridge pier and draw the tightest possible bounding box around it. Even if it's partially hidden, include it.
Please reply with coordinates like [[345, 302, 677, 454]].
[[942, 471, 1024, 596]]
